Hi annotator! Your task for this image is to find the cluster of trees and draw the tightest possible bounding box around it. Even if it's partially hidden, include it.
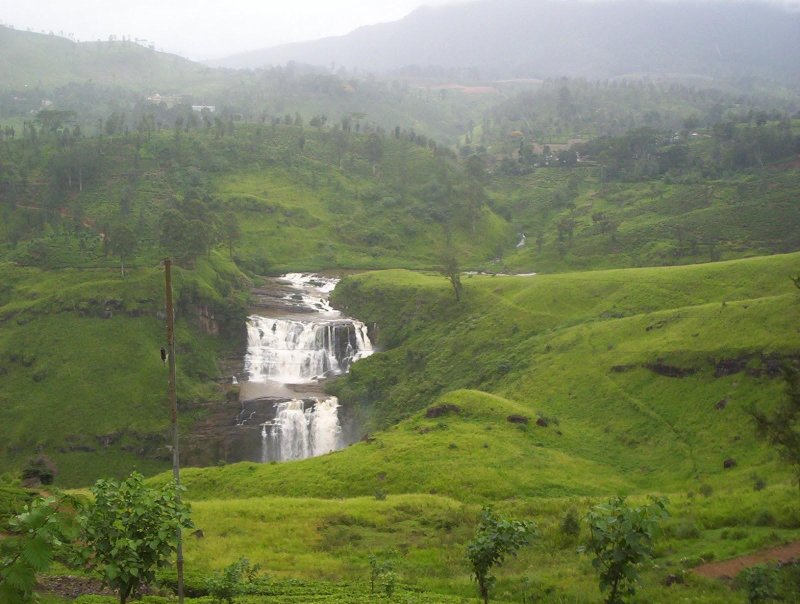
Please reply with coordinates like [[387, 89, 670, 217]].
[[486, 79, 799, 147], [574, 119, 799, 182], [468, 498, 669, 604]]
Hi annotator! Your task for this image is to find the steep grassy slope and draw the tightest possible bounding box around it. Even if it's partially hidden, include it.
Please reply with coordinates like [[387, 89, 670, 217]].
[[0, 254, 249, 485]]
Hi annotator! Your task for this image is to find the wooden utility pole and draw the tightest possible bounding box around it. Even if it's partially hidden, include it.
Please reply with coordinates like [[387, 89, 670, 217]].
[[164, 258, 184, 603]]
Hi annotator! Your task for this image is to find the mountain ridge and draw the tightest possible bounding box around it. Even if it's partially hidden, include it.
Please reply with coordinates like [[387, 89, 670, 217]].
[[209, 0, 800, 82]]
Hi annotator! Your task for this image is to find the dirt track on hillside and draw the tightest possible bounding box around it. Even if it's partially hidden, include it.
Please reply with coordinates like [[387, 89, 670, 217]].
[[693, 540, 800, 579]]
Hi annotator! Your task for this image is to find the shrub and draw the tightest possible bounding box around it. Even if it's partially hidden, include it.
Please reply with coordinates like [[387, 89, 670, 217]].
[[0, 494, 78, 603], [467, 508, 536, 604], [205, 557, 267, 603], [560, 507, 581, 539], [368, 550, 398, 597], [581, 496, 669, 604], [738, 564, 779, 604], [77, 473, 192, 604]]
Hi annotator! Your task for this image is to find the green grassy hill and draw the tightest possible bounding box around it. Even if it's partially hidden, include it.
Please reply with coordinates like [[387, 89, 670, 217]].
[[0, 26, 215, 91], [0, 254, 249, 485], [134, 252, 800, 603]]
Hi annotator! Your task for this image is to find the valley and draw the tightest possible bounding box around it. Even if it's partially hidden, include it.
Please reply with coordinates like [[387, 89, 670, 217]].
[[0, 3, 799, 602]]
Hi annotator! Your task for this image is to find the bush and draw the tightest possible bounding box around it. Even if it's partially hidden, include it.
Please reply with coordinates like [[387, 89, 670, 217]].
[[205, 557, 267, 603], [77, 473, 192, 604], [467, 508, 536, 604], [560, 507, 581, 539], [581, 496, 669, 604], [753, 509, 776, 527], [737, 564, 780, 604]]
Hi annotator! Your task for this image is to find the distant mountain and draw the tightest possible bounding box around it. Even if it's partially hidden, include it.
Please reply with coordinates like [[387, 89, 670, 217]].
[[211, 0, 800, 82], [0, 26, 211, 91]]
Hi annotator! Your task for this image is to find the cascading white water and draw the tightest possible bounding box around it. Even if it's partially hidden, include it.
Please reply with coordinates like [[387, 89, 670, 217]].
[[242, 273, 373, 463], [244, 316, 373, 384], [262, 397, 342, 461]]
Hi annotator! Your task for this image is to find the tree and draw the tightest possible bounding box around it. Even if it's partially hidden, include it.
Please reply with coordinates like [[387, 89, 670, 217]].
[[581, 496, 668, 604], [1, 495, 78, 603], [463, 155, 487, 233], [108, 223, 137, 278], [466, 507, 535, 604], [77, 472, 192, 604], [221, 212, 241, 258], [751, 365, 800, 490], [439, 248, 463, 302]]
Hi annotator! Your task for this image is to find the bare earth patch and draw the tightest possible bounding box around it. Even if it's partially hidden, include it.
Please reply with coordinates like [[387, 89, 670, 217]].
[[693, 540, 800, 579]]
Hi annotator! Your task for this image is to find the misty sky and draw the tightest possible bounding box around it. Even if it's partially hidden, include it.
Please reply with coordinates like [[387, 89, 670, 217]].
[[0, 0, 465, 61], [1, 0, 797, 61]]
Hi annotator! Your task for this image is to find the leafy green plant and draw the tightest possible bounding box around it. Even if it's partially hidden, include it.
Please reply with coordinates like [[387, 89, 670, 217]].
[[0, 494, 78, 603], [368, 550, 398, 597], [560, 507, 581, 539], [466, 507, 536, 604], [580, 496, 668, 604], [738, 564, 779, 604], [77, 472, 192, 604], [205, 557, 266, 603]]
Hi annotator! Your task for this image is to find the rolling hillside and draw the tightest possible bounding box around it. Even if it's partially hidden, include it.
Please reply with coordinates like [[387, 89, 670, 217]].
[[0, 25, 215, 91], [145, 253, 800, 603]]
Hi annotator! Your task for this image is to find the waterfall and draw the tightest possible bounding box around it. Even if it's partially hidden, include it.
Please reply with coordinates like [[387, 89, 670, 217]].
[[240, 273, 374, 463], [244, 316, 373, 384], [263, 397, 342, 461]]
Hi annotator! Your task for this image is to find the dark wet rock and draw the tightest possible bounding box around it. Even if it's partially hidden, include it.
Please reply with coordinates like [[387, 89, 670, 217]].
[[663, 573, 684, 586], [536, 417, 549, 427], [96, 432, 123, 448], [644, 362, 697, 378], [425, 403, 461, 418], [646, 319, 669, 331], [507, 414, 530, 424], [104, 299, 123, 311], [723, 457, 737, 469], [713, 357, 748, 377], [715, 399, 728, 410]]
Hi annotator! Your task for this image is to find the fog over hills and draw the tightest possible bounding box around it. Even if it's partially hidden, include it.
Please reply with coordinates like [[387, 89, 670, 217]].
[[0, 25, 208, 90], [210, 0, 800, 81]]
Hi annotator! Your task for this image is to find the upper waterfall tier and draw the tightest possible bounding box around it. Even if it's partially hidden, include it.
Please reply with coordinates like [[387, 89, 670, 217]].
[[245, 316, 373, 384]]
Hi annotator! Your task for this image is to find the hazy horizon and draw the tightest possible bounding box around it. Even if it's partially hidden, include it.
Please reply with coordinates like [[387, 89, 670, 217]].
[[0, 0, 464, 61], [1, 0, 799, 62]]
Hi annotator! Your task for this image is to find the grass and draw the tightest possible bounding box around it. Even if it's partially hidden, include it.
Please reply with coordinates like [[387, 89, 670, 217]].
[[123, 251, 800, 602], [0, 254, 248, 485]]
